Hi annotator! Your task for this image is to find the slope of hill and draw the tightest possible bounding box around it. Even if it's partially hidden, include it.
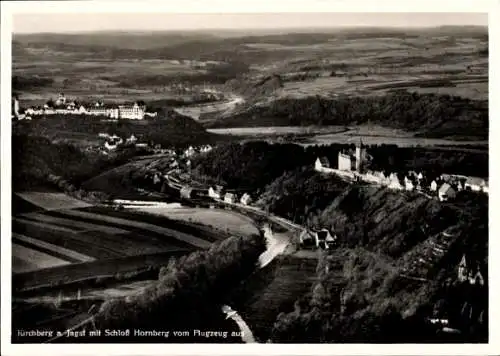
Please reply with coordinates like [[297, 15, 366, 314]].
[[207, 93, 488, 140], [268, 185, 487, 343]]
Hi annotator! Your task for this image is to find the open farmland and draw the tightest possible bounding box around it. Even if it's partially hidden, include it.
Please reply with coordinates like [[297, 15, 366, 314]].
[[208, 124, 488, 149], [14, 192, 93, 211], [11, 193, 237, 290], [124, 206, 260, 237], [12, 243, 70, 273]]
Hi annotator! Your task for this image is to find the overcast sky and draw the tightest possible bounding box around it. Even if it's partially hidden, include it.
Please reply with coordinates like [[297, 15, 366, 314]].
[[13, 12, 487, 34]]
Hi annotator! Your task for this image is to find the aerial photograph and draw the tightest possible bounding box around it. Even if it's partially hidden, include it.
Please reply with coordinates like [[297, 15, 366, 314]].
[[9, 11, 488, 344]]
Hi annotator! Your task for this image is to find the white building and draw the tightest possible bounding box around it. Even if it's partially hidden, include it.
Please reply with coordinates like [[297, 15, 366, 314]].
[[464, 177, 486, 192], [208, 187, 221, 200], [430, 180, 438, 192], [438, 183, 456, 202], [184, 146, 196, 158], [104, 141, 118, 151], [338, 152, 352, 171], [314, 229, 337, 250], [224, 192, 237, 204], [315, 157, 332, 173], [404, 176, 415, 191], [387, 173, 403, 190], [118, 102, 146, 120], [240, 193, 252, 205], [126, 134, 138, 144]]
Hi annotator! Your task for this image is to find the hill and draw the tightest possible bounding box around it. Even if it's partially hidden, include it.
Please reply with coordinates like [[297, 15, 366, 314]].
[[13, 111, 214, 148], [12, 134, 144, 192], [268, 185, 487, 343], [207, 93, 488, 140]]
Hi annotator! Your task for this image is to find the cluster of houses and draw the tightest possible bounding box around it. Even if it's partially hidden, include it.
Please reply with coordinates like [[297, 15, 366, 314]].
[[457, 254, 485, 286], [314, 140, 488, 202], [206, 185, 252, 206], [97, 132, 147, 151], [299, 228, 338, 250], [183, 144, 213, 158], [13, 94, 158, 120]]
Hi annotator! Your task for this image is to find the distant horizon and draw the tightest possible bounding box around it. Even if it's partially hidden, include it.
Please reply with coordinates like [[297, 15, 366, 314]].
[[12, 24, 489, 36], [12, 12, 488, 34]]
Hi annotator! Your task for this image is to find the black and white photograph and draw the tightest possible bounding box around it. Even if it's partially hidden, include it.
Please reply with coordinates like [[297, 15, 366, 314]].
[[1, 1, 497, 353]]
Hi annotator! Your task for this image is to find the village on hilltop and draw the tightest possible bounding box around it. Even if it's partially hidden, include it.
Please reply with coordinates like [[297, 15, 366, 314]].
[[12, 93, 158, 121], [314, 140, 488, 201]]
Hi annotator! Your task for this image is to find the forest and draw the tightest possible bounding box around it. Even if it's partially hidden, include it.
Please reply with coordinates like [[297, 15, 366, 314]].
[[12, 75, 54, 91], [94, 233, 266, 342], [270, 186, 488, 343], [14, 109, 216, 150], [208, 92, 488, 140], [12, 134, 143, 190]]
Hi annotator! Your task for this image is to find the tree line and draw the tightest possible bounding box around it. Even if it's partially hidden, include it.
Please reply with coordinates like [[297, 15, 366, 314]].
[[209, 92, 488, 140], [94, 233, 266, 341]]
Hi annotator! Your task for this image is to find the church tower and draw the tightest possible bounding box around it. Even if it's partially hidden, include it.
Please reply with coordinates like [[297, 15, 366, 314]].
[[355, 138, 365, 173]]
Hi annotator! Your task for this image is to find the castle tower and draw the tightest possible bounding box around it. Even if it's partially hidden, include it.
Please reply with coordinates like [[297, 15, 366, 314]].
[[355, 138, 365, 173], [56, 93, 66, 106]]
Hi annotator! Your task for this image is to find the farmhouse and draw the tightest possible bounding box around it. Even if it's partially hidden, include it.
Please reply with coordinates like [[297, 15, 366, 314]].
[[315, 229, 337, 250], [126, 134, 138, 144], [404, 176, 415, 191], [464, 177, 487, 192], [240, 193, 252, 205], [299, 229, 316, 247], [184, 146, 196, 158], [438, 183, 456, 202], [180, 186, 193, 199], [208, 187, 222, 199], [224, 192, 237, 204], [387, 173, 403, 190]]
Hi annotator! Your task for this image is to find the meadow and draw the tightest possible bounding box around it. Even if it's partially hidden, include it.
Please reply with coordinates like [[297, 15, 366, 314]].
[[13, 27, 487, 110]]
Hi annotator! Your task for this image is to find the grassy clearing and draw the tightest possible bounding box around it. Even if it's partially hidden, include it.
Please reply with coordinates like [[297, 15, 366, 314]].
[[14, 192, 93, 211], [13, 218, 123, 260], [22, 212, 130, 235], [52, 209, 212, 249], [84, 207, 229, 242], [130, 206, 260, 237], [13, 233, 95, 263], [12, 243, 70, 273], [12, 249, 189, 292]]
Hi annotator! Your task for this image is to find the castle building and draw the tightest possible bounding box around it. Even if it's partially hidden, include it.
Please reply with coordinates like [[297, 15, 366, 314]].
[[56, 93, 66, 106], [337, 139, 366, 173], [338, 153, 353, 171], [118, 102, 146, 120], [355, 139, 366, 173]]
